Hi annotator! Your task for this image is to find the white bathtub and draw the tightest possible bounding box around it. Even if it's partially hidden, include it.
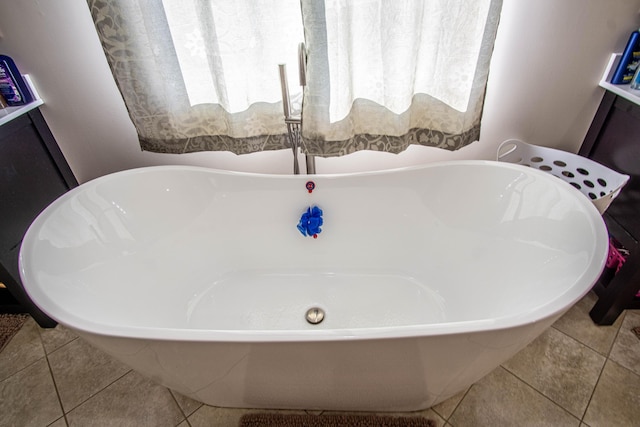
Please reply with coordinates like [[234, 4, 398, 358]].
[[19, 161, 608, 411]]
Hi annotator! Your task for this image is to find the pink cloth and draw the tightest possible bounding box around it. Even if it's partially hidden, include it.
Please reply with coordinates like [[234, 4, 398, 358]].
[[606, 240, 626, 274], [606, 240, 639, 297]]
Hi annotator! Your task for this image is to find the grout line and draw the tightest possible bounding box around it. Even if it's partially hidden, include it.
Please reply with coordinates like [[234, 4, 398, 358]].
[[604, 312, 626, 358], [578, 311, 629, 423], [550, 325, 609, 363], [544, 313, 635, 424], [168, 389, 192, 427], [46, 335, 80, 356], [431, 386, 471, 422], [576, 312, 627, 422], [581, 357, 607, 424], [556, 328, 608, 423], [607, 357, 640, 376], [63, 368, 133, 415], [36, 325, 70, 426], [45, 416, 67, 427], [0, 320, 49, 383], [450, 386, 472, 421], [498, 365, 582, 424], [582, 357, 640, 425], [550, 321, 618, 358], [43, 356, 70, 426], [0, 353, 44, 383]]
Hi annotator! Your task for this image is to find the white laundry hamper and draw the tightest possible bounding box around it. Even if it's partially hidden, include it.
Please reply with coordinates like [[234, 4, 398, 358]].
[[497, 139, 630, 214]]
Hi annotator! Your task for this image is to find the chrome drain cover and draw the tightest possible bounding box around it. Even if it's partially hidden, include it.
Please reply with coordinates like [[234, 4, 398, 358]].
[[305, 307, 325, 325]]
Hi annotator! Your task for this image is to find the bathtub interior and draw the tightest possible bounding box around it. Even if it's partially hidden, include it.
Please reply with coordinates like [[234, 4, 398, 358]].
[[19, 161, 608, 339]]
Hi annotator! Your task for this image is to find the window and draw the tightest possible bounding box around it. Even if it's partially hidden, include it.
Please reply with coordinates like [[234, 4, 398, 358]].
[[88, 0, 502, 156]]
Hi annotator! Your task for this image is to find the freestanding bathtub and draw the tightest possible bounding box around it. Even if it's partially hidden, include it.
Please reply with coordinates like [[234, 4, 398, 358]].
[[19, 161, 608, 411]]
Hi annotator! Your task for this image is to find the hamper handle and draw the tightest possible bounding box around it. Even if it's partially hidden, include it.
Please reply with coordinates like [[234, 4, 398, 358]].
[[497, 139, 523, 161]]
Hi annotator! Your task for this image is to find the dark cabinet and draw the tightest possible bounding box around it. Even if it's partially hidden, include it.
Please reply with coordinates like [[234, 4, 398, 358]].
[[0, 107, 77, 327], [580, 91, 640, 324]]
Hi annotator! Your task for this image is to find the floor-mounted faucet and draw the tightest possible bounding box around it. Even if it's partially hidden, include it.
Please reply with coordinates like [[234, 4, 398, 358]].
[[279, 43, 316, 175], [279, 63, 301, 175]]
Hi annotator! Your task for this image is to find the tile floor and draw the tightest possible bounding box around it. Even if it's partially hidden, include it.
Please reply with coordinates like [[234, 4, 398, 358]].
[[1, 291, 639, 427]]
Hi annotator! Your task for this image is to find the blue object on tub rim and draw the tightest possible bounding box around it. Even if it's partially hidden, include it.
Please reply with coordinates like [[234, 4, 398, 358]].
[[297, 206, 323, 238]]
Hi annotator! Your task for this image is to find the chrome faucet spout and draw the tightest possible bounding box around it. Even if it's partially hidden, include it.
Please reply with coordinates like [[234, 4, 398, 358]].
[[279, 63, 301, 175]]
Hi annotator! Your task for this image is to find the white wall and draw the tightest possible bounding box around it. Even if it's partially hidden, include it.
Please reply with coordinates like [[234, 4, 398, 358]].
[[0, 0, 639, 182], [481, 1, 640, 153]]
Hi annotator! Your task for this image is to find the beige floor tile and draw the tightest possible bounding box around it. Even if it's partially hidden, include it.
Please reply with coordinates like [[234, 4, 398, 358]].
[[609, 309, 640, 377], [0, 317, 45, 381], [0, 358, 63, 427], [431, 388, 468, 420], [188, 405, 226, 427], [39, 323, 78, 354], [449, 367, 580, 426], [48, 337, 130, 412], [66, 370, 185, 427], [583, 360, 640, 427], [502, 327, 605, 418], [553, 292, 624, 355], [188, 405, 256, 427], [48, 417, 67, 427], [170, 389, 203, 417]]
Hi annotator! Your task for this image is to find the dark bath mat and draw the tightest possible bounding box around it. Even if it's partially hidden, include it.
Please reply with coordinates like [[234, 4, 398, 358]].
[[0, 313, 29, 353], [238, 413, 437, 427]]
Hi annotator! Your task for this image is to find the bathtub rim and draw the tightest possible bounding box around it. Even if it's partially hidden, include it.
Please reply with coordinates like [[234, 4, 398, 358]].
[[49, 304, 577, 344], [19, 160, 609, 343]]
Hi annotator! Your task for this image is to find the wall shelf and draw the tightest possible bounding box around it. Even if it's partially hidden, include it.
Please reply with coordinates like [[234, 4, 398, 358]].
[[600, 53, 640, 107], [0, 75, 44, 127]]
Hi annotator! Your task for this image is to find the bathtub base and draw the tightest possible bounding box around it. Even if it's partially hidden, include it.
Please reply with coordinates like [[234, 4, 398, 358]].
[[75, 315, 559, 412]]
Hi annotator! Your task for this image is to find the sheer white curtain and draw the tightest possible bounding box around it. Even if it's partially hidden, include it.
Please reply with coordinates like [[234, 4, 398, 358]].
[[88, 0, 303, 154], [162, 0, 303, 113], [301, 0, 502, 156], [88, 0, 501, 156]]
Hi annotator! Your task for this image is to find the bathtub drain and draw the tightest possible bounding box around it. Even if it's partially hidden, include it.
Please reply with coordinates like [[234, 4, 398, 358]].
[[305, 307, 325, 325]]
